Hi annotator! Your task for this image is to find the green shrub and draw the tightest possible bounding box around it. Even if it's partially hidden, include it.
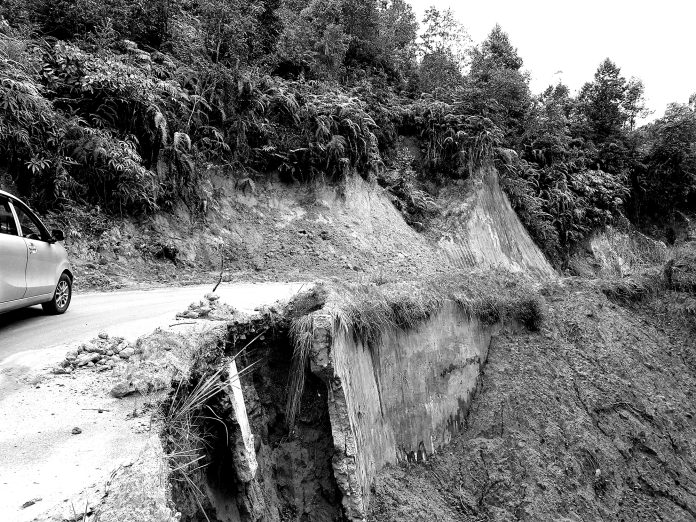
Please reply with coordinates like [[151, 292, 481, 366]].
[[510, 294, 545, 331], [405, 97, 504, 179]]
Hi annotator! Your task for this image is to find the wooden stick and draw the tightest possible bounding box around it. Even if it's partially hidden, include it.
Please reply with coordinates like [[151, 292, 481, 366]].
[[212, 246, 224, 292]]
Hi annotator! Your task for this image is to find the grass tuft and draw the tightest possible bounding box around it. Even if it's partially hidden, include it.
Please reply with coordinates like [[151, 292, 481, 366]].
[[161, 368, 228, 522], [510, 294, 545, 331], [285, 314, 316, 428]]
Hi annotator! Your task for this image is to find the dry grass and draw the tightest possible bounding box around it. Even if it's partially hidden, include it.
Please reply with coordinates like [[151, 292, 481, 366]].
[[284, 269, 546, 427], [158, 324, 265, 521], [597, 241, 696, 305], [285, 314, 316, 428], [161, 368, 229, 522], [670, 241, 696, 292], [600, 271, 666, 305]]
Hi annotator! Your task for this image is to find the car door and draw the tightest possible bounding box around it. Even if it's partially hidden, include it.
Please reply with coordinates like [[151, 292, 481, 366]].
[[11, 201, 57, 298], [0, 197, 28, 304]]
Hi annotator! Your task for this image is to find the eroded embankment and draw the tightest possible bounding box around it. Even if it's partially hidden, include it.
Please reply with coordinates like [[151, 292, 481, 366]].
[[306, 302, 496, 520], [161, 309, 342, 522], [161, 275, 543, 521]]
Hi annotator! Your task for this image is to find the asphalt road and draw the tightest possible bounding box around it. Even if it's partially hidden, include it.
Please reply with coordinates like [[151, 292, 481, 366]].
[[0, 280, 306, 521], [0, 282, 306, 361]]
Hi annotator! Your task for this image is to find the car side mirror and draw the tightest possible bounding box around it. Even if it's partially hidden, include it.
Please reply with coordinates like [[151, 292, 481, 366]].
[[51, 229, 65, 242]]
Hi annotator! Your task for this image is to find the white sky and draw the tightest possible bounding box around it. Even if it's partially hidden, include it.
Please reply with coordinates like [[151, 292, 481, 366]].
[[408, 0, 696, 121]]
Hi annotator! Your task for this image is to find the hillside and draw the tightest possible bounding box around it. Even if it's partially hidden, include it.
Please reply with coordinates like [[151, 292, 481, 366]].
[[3, 2, 696, 522], [3, 0, 695, 268]]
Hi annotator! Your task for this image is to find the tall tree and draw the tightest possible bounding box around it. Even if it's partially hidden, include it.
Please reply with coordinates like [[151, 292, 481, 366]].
[[420, 6, 470, 67], [468, 25, 530, 142], [275, 0, 348, 78], [341, 0, 379, 41], [417, 6, 469, 93], [623, 77, 649, 131], [578, 58, 628, 141], [470, 24, 523, 78], [641, 103, 696, 213], [376, 0, 418, 70]]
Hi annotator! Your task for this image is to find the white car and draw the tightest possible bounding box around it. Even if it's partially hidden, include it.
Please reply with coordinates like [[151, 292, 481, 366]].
[[0, 190, 73, 314]]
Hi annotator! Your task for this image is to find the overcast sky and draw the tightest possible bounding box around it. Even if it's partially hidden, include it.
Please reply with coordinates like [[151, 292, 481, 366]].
[[408, 0, 695, 121]]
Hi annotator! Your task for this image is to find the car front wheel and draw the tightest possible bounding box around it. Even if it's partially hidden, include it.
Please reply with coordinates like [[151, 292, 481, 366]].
[[43, 273, 72, 314]]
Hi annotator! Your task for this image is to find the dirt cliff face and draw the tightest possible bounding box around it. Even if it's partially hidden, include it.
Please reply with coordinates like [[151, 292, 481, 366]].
[[307, 304, 496, 520], [430, 168, 555, 278], [369, 281, 696, 521]]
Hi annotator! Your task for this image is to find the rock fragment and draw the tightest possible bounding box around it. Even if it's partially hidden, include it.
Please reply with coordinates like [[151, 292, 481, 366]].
[[20, 498, 41, 509]]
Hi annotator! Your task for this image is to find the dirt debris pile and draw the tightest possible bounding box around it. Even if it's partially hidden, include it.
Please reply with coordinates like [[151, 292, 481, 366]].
[[109, 328, 218, 399], [53, 332, 135, 375], [175, 292, 237, 321], [54, 325, 226, 401]]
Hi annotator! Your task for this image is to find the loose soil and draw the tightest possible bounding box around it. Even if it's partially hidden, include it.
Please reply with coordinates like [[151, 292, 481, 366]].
[[47, 174, 448, 293]]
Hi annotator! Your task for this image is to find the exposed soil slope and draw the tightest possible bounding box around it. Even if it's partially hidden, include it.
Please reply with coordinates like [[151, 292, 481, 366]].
[[44, 173, 447, 290], [428, 168, 554, 277], [369, 280, 696, 521], [33, 167, 556, 291]]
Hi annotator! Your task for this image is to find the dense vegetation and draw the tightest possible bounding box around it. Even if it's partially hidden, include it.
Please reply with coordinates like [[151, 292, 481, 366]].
[[1, 0, 694, 263]]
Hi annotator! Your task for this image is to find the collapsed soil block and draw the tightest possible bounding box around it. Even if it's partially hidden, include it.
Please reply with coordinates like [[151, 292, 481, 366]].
[[160, 276, 540, 521]]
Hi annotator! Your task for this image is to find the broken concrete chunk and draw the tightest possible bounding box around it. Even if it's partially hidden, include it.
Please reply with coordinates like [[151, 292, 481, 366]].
[[113, 341, 129, 354], [119, 347, 136, 359]]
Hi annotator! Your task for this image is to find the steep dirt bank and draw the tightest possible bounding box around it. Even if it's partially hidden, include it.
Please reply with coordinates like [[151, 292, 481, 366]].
[[42, 173, 447, 291], [568, 219, 668, 278], [30, 166, 555, 291], [308, 302, 497, 520], [369, 279, 696, 521], [428, 167, 554, 277]]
